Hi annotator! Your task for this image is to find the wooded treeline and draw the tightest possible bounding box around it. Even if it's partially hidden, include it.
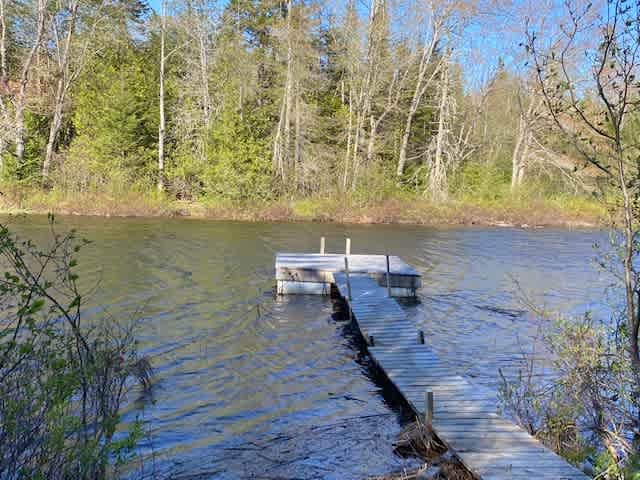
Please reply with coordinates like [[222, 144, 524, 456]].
[[0, 0, 601, 204]]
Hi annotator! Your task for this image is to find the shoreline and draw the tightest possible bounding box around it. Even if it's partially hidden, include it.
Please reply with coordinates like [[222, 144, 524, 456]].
[[0, 188, 605, 229]]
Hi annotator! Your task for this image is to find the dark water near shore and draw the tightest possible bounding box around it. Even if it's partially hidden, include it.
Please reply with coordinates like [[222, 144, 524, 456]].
[[3, 216, 613, 479]]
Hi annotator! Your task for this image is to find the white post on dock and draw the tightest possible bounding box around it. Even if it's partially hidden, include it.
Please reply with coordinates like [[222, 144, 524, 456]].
[[425, 391, 434, 427], [345, 237, 351, 256], [344, 256, 352, 301], [320, 237, 325, 254], [385, 254, 391, 298]]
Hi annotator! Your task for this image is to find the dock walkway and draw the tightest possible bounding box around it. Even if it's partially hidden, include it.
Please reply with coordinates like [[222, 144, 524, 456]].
[[332, 271, 587, 480], [276, 251, 589, 480]]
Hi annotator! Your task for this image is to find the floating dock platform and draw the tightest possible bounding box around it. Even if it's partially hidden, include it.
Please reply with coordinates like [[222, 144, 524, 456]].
[[276, 253, 421, 297], [275, 246, 589, 480]]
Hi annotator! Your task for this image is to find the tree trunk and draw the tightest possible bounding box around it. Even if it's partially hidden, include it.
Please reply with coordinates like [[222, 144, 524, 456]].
[[343, 87, 353, 190], [397, 23, 440, 178], [43, 83, 65, 180], [272, 0, 293, 186], [283, 0, 293, 183], [198, 23, 211, 129], [517, 130, 532, 186], [350, 108, 365, 190], [0, 0, 7, 87], [158, 1, 166, 192], [366, 115, 376, 164], [429, 61, 449, 201], [43, 0, 79, 182], [510, 116, 525, 190], [272, 91, 286, 180], [510, 96, 537, 190], [294, 81, 301, 189], [15, 0, 48, 171]]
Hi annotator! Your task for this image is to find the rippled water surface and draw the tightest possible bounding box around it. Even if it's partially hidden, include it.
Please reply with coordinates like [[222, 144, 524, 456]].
[[4, 216, 613, 479]]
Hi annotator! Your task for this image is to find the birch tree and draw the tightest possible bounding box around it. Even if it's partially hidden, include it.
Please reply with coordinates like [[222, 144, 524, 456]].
[[172, 0, 215, 171], [158, 0, 167, 191], [271, 0, 321, 192], [396, 0, 446, 178], [1, 0, 49, 173], [428, 54, 450, 200], [0, 0, 10, 172], [345, 0, 387, 190], [42, 0, 79, 181], [272, 0, 294, 186], [528, 2, 640, 450], [510, 83, 544, 190]]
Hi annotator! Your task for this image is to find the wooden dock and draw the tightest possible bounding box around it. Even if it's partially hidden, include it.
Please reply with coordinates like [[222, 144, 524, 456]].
[[276, 253, 421, 297], [276, 249, 589, 480]]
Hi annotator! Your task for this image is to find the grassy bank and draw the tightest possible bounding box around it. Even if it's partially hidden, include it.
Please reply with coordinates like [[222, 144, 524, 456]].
[[0, 185, 606, 227]]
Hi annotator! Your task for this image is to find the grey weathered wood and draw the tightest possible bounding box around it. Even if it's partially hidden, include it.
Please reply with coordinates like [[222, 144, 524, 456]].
[[425, 390, 433, 426], [386, 254, 391, 297], [275, 253, 421, 297], [276, 253, 588, 480], [344, 256, 352, 301]]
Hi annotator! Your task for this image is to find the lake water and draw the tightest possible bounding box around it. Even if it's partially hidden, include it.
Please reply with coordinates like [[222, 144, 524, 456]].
[[2, 216, 614, 479]]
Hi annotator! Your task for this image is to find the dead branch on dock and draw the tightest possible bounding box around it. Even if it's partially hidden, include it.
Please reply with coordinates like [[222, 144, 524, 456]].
[[393, 420, 446, 460], [370, 420, 475, 480], [370, 456, 474, 480]]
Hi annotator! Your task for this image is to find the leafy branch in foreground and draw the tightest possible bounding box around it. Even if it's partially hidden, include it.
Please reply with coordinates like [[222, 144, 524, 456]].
[[506, 0, 640, 476], [0, 215, 152, 479]]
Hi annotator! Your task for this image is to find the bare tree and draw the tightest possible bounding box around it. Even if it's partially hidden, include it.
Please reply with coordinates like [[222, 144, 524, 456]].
[[428, 54, 451, 200], [272, 0, 294, 186], [364, 66, 409, 167], [527, 0, 640, 441], [42, 0, 80, 181], [171, 0, 215, 183], [158, 0, 167, 192], [0, 0, 9, 172], [396, 0, 446, 178], [347, 0, 387, 190], [510, 82, 544, 190], [12, 0, 49, 171]]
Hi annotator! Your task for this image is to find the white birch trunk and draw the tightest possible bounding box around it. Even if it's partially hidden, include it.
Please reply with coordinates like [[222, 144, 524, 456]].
[[158, 1, 166, 192], [15, 0, 48, 170], [397, 18, 441, 178], [43, 0, 79, 181], [429, 61, 449, 201], [343, 87, 353, 190]]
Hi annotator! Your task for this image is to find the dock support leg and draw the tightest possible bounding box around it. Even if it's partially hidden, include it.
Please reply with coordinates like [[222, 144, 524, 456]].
[[345, 237, 351, 256], [320, 237, 325, 254], [385, 254, 391, 297], [344, 256, 352, 301], [425, 391, 433, 427]]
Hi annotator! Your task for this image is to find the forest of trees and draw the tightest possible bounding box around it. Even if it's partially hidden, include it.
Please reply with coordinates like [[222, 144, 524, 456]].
[[0, 0, 613, 209]]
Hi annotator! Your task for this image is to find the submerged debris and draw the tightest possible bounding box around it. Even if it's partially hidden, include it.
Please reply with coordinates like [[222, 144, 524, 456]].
[[393, 420, 446, 460], [371, 421, 474, 480]]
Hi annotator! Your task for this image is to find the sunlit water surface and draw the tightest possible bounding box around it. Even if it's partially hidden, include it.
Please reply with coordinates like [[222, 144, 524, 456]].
[[3, 216, 614, 479]]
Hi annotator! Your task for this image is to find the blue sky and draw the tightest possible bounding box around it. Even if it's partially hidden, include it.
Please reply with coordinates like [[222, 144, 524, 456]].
[[143, 0, 571, 91]]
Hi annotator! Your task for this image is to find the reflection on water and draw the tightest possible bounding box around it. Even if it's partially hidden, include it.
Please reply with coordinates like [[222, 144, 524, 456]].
[[2, 216, 612, 479]]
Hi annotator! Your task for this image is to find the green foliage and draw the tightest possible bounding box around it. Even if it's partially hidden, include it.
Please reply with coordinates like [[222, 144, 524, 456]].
[[500, 311, 639, 477], [0, 217, 151, 479], [451, 159, 511, 201], [63, 41, 158, 191], [0, 0, 602, 211], [203, 107, 272, 201]]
